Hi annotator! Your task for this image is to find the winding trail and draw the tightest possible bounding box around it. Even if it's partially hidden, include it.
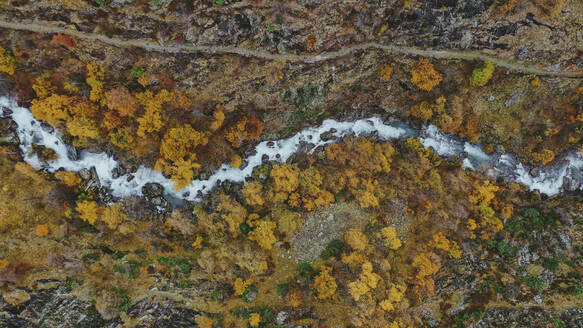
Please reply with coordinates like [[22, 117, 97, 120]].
[[1, 20, 582, 78]]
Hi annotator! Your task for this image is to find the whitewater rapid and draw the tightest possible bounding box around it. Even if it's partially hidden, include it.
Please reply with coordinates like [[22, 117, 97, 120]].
[[0, 95, 581, 201]]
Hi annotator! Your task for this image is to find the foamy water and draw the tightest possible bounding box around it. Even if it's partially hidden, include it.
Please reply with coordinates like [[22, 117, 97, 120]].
[[1, 95, 581, 200]]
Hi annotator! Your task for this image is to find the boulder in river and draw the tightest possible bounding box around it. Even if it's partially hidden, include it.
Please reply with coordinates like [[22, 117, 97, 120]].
[[66, 144, 78, 161], [79, 168, 91, 180], [562, 175, 580, 192], [142, 183, 164, 198]]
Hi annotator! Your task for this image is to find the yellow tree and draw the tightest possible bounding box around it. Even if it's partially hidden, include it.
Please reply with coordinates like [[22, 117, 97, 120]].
[[136, 90, 172, 137], [155, 124, 209, 190], [410, 58, 442, 91], [86, 62, 106, 105], [313, 266, 337, 299], [159, 125, 209, 163], [30, 94, 70, 122], [0, 46, 17, 75]]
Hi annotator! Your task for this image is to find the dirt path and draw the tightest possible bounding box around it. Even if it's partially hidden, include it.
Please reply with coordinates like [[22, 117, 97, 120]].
[[1, 20, 582, 78]]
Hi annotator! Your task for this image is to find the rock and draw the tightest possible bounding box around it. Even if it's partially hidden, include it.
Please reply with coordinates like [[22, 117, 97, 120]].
[[245, 287, 257, 302], [111, 167, 121, 179], [561, 308, 583, 327], [517, 245, 539, 267], [475, 307, 574, 327], [530, 167, 541, 178], [0, 133, 19, 146], [35, 279, 60, 290], [90, 167, 100, 188], [151, 196, 167, 207], [0, 117, 19, 146], [234, 13, 251, 31], [276, 311, 288, 325], [125, 299, 200, 327], [0, 285, 116, 326], [198, 171, 211, 180], [109, 0, 134, 8], [2, 289, 31, 306], [66, 144, 78, 161], [142, 183, 164, 198], [539, 269, 555, 286], [40, 122, 54, 133], [516, 48, 529, 60], [562, 175, 580, 192], [421, 309, 439, 327], [79, 168, 91, 180], [551, 230, 572, 252], [460, 31, 473, 49], [1, 107, 13, 116], [320, 130, 336, 142], [122, 163, 137, 174], [505, 93, 522, 107]]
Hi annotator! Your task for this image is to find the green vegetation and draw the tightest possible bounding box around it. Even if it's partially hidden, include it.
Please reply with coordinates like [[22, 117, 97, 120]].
[[470, 61, 495, 87]]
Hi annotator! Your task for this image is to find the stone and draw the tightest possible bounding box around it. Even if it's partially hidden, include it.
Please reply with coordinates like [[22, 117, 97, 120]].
[[78, 168, 91, 180], [142, 183, 164, 198], [66, 144, 78, 161], [516, 48, 529, 60], [562, 175, 580, 192], [2, 289, 31, 306], [111, 167, 121, 179], [517, 245, 539, 267], [151, 196, 167, 208], [90, 167, 100, 188], [276, 311, 288, 325], [1, 107, 13, 116]]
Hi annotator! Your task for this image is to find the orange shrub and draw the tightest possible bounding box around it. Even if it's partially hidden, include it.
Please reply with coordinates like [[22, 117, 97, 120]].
[[105, 87, 139, 117], [50, 33, 76, 48], [36, 224, 50, 237], [225, 116, 265, 148]]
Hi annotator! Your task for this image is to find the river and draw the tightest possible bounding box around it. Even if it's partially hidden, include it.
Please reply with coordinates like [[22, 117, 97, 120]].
[[1, 95, 580, 202]]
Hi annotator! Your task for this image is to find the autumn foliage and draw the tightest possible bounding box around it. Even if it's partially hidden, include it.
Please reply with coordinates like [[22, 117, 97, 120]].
[[155, 124, 209, 189], [105, 87, 139, 117], [50, 33, 76, 48], [0, 46, 17, 75], [410, 58, 442, 91], [136, 89, 171, 137], [225, 116, 264, 148]]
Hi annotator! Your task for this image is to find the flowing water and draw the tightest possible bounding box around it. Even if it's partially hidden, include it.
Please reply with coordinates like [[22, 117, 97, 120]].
[[1, 95, 581, 201]]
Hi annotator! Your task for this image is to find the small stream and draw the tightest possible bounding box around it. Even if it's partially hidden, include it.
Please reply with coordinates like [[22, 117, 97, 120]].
[[1, 95, 581, 202]]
